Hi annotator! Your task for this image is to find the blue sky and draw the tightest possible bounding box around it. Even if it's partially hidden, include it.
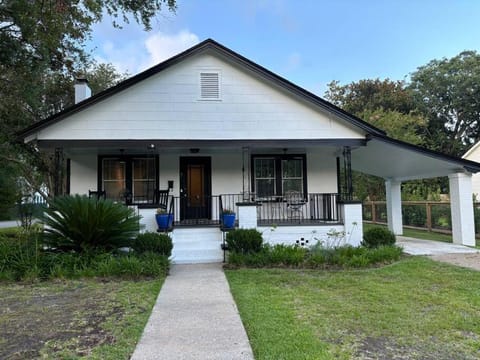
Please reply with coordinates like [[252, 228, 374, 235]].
[[89, 0, 480, 95]]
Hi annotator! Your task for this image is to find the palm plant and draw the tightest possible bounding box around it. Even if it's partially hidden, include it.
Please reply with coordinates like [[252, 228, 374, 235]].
[[41, 195, 141, 253]]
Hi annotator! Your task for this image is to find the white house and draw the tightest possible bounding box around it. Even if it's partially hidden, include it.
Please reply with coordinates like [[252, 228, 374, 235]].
[[18, 39, 480, 263]]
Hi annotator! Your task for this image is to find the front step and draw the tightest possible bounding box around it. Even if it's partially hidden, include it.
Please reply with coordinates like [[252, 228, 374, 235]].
[[170, 227, 224, 264]]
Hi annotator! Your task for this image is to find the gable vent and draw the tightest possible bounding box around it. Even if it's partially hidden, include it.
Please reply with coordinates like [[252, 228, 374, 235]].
[[200, 72, 220, 100]]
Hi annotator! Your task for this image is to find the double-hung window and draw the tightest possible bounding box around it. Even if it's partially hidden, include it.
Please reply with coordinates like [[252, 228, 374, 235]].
[[252, 155, 306, 199], [99, 156, 158, 205]]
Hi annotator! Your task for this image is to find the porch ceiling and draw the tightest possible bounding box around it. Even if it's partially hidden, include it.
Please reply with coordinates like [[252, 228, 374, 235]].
[[351, 135, 480, 181]]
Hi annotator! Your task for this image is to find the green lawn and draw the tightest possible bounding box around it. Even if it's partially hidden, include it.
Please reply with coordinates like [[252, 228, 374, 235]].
[[226, 257, 480, 360], [0, 278, 162, 359]]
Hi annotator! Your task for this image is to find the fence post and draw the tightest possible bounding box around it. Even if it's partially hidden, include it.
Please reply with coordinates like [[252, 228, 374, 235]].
[[371, 202, 376, 223], [426, 203, 432, 231]]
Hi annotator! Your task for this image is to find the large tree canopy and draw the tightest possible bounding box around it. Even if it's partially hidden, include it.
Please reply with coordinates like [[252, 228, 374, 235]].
[[325, 78, 426, 144], [1, 0, 176, 133], [325, 78, 417, 116], [0, 0, 176, 205], [325, 79, 433, 201], [409, 50, 480, 157]]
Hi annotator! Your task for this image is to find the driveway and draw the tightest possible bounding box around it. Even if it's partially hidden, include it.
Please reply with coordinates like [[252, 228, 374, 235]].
[[397, 236, 480, 271]]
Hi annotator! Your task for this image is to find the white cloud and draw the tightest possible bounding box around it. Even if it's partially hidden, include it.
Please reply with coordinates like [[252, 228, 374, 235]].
[[94, 30, 200, 75], [142, 30, 200, 68]]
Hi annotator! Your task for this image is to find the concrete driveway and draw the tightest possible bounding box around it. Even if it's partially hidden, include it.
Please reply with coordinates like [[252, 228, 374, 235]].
[[397, 236, 479, 256], [397, 236, 480, 271]]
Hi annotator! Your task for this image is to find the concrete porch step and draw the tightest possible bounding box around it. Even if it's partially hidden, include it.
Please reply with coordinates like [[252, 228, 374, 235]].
[[170, 227, 225, 264]]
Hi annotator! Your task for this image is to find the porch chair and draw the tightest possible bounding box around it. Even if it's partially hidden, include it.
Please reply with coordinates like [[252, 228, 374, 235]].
[[284, 190, 306, 220], [154, 189, 170, 211], [88, 190, 106, 200]]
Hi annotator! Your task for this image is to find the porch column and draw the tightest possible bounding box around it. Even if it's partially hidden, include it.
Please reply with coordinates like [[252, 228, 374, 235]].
[[54, 147, 65, 197], [341, 201, 363, 246], [448, 172, 475, 246], [237, 202, 258, 229], [385, 179, 403, 235]]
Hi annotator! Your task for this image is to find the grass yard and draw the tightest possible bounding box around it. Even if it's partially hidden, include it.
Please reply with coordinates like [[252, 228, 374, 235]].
[[0, 278, 162, 359], [226, 257, 480, 360]]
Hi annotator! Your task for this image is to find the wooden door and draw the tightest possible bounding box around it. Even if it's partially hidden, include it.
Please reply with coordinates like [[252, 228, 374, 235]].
[[180, 157, 212, 220]]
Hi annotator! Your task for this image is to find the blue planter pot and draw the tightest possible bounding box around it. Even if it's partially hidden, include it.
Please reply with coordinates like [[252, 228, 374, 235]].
[[222, 213, 236, 228], [156, 213, 173, 229]]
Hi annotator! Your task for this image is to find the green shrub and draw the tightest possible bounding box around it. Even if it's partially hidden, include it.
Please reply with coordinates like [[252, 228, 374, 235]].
[[307, 244, 402, 268], [41, 195, 141, 253], [268, 244, 307, 266], [0, 232, 41, 281], [133, 232, 173, 256], [93, 253, 169, 278], [362, 227, 396, 248], [402, 205, 426, 227], [226, 229, 263, 254]]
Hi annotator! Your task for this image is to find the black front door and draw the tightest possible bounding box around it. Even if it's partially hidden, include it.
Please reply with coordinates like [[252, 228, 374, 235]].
[[179, 157, 212, 221]]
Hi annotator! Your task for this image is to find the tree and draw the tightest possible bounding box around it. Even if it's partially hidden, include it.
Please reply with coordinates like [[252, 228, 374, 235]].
[[0, 1, 176, 199], [325, 79, 431, 201], [325, 78, 417, 115], [409, 51, 480, 157]]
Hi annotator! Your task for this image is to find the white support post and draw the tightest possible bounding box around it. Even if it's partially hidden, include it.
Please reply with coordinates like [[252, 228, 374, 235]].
[[341, 202, 363, 247], [448, 172, 475, 246], [237, 203, 258, 229], [385, 179, 403, 235]]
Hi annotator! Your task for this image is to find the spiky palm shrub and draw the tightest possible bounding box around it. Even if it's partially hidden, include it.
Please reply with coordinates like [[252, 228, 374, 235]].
[[41, 195, 141, 253]]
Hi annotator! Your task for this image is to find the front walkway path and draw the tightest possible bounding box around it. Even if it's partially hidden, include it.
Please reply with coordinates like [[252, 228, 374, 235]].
[[130, 263, 254, 360]]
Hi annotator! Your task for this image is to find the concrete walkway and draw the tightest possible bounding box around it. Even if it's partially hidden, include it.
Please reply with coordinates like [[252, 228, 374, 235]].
[[397, 236, 479, 255], [130, 263, 254, 360]]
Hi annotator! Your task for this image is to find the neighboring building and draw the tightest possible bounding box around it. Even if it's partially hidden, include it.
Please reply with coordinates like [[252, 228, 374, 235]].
[[18, 39, 480, 263], [463, 143, 480, 199]]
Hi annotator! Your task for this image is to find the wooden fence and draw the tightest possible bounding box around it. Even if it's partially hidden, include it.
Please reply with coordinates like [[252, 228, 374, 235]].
[[363, 201, 480, 235]]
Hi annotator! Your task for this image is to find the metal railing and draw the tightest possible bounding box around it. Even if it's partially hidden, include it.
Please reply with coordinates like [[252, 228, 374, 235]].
[[164, 193, 342, 228], [171, 195, 221, 226], [257, 193, 341, 225]]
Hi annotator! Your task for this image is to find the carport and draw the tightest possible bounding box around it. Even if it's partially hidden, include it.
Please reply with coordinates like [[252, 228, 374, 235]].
[[351, 134, 480, 246]]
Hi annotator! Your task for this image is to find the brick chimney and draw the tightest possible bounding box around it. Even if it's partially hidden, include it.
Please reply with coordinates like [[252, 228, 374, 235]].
[[74, 77, 91, 104]]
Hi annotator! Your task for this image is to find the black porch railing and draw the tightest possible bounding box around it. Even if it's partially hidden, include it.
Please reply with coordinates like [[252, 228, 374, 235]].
[[163, 193, 341, 228], [257, 193, 341, 226]]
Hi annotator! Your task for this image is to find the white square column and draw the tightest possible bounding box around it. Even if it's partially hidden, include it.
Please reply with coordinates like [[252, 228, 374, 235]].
[[237, 203, 258, 229], [385, 179, 403, 235], [341, 202, 363, 247], [448, 172, 475, 246]]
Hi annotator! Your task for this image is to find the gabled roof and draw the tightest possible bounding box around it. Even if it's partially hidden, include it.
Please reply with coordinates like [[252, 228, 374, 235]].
[[17, 38, 386, 140]]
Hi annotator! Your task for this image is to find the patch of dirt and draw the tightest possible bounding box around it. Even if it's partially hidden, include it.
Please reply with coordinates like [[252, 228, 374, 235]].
[[429, 253, 480, 271], [354, 335, 477, 360], [0, 280, 125, 359]]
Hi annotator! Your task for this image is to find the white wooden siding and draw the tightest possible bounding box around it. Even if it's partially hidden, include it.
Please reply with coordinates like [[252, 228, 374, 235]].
[[69, 154, 97, 195], [36, 52, 365, 141], [306, 149, 338, 193], [68, 151, 337, 197]]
